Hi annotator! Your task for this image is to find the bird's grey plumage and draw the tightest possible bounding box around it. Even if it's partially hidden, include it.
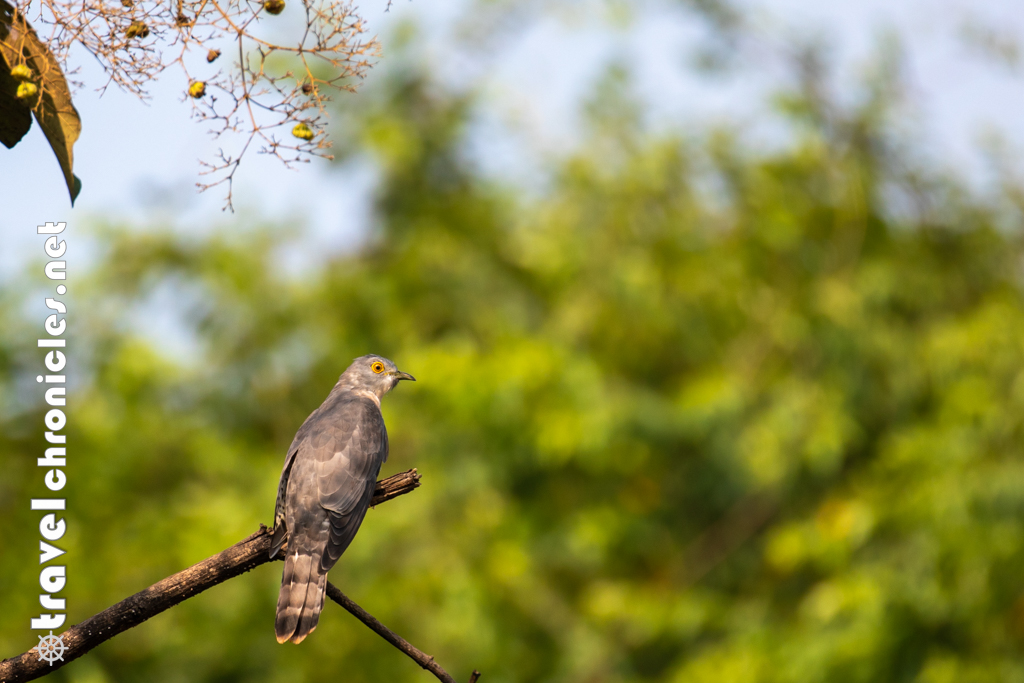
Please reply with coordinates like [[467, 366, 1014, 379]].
[[271, 354, 414, 644]]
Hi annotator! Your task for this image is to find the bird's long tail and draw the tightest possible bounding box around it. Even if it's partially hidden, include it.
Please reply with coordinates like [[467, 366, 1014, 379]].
[[275, 551, 328, 644]]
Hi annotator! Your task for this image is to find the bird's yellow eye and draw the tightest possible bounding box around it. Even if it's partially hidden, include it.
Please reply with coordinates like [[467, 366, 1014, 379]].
[[371, 361, 385, 374]]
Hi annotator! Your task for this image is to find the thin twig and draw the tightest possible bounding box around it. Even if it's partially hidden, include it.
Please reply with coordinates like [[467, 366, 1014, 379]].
[[17, 0, 379, 210], [326, 583, 459, 683]]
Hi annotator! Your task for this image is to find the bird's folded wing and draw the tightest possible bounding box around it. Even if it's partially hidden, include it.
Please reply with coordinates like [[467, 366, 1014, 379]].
[[313, 398, 387, 515]]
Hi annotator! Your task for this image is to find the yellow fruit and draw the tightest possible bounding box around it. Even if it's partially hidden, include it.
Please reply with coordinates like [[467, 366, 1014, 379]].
[[206, 49, 221, 63], [188, 81, 206, 98], [263, 0, 285, 14], [291, 122, 314, 141], [16, 82, 38, 100], [10, 64, 32, 81], [125, 21, 150, 39]]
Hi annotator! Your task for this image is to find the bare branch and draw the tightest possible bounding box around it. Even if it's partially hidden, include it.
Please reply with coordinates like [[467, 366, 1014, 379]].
[[326, 583, 460, 683], [0, 468, 473, 683], [16, 0, 380, 209]]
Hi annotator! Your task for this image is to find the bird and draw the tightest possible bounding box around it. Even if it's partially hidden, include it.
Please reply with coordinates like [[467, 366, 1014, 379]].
[[270, 354, 415, 644]]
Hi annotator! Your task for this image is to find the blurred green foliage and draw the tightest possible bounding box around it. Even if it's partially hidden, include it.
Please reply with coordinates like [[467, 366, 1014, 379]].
[[3, 30, 1024, 683]]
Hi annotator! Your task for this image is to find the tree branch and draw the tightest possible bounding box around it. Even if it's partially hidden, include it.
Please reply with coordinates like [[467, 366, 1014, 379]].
[[326, 582, 461, 683], [0, 468, 476, 683]]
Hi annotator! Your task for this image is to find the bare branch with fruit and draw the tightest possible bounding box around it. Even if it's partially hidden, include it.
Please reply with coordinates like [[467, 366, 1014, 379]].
[[0, 0, 379, 209]]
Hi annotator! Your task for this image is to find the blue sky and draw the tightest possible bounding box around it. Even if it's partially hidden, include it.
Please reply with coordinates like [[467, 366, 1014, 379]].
[[2, 0, 1022, 277]]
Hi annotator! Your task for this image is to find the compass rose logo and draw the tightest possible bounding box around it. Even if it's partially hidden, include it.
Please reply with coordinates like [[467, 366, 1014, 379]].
[[36, 631, 66, 665]]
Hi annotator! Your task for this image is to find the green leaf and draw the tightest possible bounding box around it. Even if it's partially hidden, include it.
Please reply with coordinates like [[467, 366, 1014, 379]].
[[0, 0, 82, 204]]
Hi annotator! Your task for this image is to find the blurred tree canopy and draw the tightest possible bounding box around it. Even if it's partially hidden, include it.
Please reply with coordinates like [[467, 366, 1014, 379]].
[[2, 26, 1024, 683]]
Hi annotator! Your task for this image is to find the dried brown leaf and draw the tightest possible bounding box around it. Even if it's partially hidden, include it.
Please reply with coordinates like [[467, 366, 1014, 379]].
[[0, 0, 82, 203], [0, 47, 32, 148]]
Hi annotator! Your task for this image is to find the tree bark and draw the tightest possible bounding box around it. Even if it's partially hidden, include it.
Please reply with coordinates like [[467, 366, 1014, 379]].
[[0, 469, 476, 683]]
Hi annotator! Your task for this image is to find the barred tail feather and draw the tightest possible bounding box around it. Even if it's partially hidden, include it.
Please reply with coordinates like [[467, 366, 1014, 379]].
[[293, 572, 328, 642], [275, 552, 326, 644]]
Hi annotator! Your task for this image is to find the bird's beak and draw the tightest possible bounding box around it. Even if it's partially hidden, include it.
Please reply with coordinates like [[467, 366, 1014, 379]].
[[393, 371, 416, 382]]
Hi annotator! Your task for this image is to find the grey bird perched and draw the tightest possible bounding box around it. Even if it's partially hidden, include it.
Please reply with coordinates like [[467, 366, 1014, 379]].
[[270, 354, 415, 644]]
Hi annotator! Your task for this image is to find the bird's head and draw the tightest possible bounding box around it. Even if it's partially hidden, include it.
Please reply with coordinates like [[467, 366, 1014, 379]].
[[338, 354, 415, 399]]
